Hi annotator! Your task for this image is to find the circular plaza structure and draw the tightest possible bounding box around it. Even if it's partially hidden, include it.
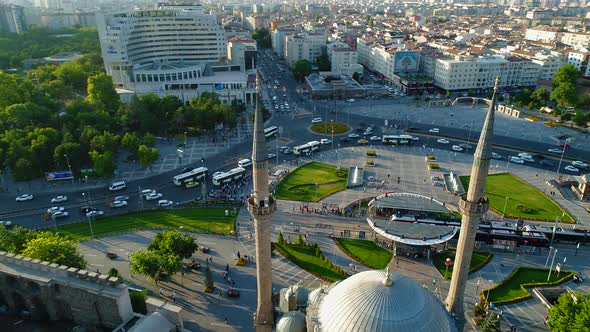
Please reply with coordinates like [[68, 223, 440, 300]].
[[366, 192, 459, 257]]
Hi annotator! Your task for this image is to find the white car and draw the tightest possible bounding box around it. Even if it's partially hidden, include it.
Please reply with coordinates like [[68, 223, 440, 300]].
[[86, 210, 104, 218], [114, 195, 129, 201], [47, 207, 65, 214], [158, 200, 174, 207], [268, 153, 277, 159], [510, 156, 524, 164], [547, 148, 563, 154], [437, 139, 450, 144], [520, 155, 535, 163], [572, 161, 588, 169], [311, 117, 322, 124], [320, 138, 331, 145], [369, 136, 381, 141], [51, 195, 68, 203], [145, 192, 163, 201], [348, 133, 360, 138], [141, 189, 156, 197], [347, 98, 355, 103], [429, 128, 440, 133], [111, 200, 128, 208], [51, 211, 69, 219], [564, 165, 580, 173], [0, 220, 12, 228], [213, 171, 224, 177], [16, 194, 33, 202], [492, 152, 502, 159], [452, 145, 463, 152], [518, 152, 532, 159]]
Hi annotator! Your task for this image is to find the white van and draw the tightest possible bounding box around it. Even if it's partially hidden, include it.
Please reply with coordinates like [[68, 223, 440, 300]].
[[238, 158, 252, 168], [109, 181, 126, 191]]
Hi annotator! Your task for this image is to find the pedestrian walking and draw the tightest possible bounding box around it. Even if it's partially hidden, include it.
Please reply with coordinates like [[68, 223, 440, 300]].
[[224, 317, 228, 324], [159, 288, 164, 296], [225, 264, 230, 272], [171, 291, 176, 303]]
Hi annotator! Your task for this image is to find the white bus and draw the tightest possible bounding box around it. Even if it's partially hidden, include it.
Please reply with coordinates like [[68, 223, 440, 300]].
[[173, 167, 208, 186], [308, 141, 321, 151], [382, 135, 401, 144], [264, 126, 279, 138], [293, 141, 321, 155], [212, 167, 246, 186]]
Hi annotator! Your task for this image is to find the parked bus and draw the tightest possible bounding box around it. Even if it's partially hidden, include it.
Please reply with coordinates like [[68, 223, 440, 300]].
[[264, 126, 279, 138], [212, 167, 246, 186], [173, 167, 208, 186]]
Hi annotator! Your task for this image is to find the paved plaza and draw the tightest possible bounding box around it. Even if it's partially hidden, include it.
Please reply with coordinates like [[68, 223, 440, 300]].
[[76, 141, 590, 331]]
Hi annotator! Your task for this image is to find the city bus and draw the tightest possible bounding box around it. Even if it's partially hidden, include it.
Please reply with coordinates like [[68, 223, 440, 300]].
[[293, 143, 312, 155], [264, 126, 279, 138], [212, 167, 246, 186], [382, 135, 401, 144], [173, 167, 208, 186]]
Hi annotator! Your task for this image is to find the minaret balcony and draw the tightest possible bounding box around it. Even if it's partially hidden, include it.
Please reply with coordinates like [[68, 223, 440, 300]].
[[247, 196, 276, 216], [459, 194, 489, 214]]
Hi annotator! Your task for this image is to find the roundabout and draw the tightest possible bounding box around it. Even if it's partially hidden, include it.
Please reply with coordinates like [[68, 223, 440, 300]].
[[309, 122, 350, 135]]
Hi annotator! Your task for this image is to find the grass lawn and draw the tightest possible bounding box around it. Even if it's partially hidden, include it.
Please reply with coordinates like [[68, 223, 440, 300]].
[[310, 122, 350, 135], [334, 238, 392, 269], [273, 242, 347, 282], [484, 267, 574, 304], [433, 250, 493, 280], [274, 162, 348, 202], [460, 173, 573, 223], [58, 208, 236, 241]]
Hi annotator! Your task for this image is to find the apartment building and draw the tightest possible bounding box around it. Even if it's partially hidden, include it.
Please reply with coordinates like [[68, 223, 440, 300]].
[[430, 55, 539, 91], [561, 32, 590, 48], [271, 27, 297, 59], [227, 37, 257, 72], [327, 42, 363, 77], [524, 28, 560, 43], [245, 15, 269, 31], [0, 3, 27, 33], [357, 38, 418, 81], [284, 32, 326, 67], [567, 51, 590, 77], [97, 3, 256, 104]]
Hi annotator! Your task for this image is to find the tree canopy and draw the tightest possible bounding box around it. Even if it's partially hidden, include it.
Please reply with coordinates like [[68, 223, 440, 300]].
[[548, 292, 590, 332], [293, 60, 312, 82], [317, 54, 331, 71], [148, 230, 198, 259], [251, 28, 271, 48]]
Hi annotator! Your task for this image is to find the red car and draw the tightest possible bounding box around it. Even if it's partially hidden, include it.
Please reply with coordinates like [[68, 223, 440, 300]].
[[559, 144, 571, 149]]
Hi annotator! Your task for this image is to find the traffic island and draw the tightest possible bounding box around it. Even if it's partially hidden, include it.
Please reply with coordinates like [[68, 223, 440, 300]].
[[333, 238, 392, 269], [460, 173, 574, 223], [309, 122, 350, 135], [274, 162, 348, 202], [433, 249, 493, 280]]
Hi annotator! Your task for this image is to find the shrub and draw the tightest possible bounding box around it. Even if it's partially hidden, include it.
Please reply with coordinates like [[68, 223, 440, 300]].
[[295, 234, 303, 245], [366, 150, 377, 156], [428, 163, 440, 170], [129, 289, 147, 314], [108, 267, 120, 278], [365, 160, 375, 166], [277, 232, 284, 244], [516, 205, 534, 213], [426, 154, 436, 161]]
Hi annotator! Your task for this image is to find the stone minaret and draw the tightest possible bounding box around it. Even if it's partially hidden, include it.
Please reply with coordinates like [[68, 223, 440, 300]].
[[247, 73, 276, 331], [445, 77, 500, 316]]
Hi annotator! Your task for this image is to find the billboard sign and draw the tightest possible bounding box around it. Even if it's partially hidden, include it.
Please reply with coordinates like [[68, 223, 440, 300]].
[[45, 171, 74, 182], [394, 52, 419, 73]]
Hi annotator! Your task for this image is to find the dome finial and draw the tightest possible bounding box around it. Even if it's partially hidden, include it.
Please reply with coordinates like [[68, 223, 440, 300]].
[[383, 266, 393, 287]]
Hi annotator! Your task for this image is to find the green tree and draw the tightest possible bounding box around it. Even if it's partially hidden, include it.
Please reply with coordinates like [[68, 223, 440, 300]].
[[86, 73, 120, 112], [137, 145, 159, 169], [251, 28, 272, 48], [0, 225, 36, 253], [204, 261, 214, 290], [53, 142, 83, 172], [548, 292, 590, 332], [553, 64, 581, 88], [143, 133, 157, 147], [578, 94, 590, 109], [89, 131, 120, 154], [479, 313, 501, 332], [121, 132, 140, 155], [295, 234, 303, 245], [89, 150, 116, 176], [148, 230, 198, 259], [293, 60, 312, 82], [551, 82, 578, 108], [352, 72, 361, 82], [0, 72, 32, 110], [22, 232, 87, 269], [573, 111, 589, 127], [14, 157, 34, 181], [530, 88, 549, 108], [129, 250, 181, 284], [108, 267, 120, 278], [317, 54, 331, 71], [277, 231, 284, 245]]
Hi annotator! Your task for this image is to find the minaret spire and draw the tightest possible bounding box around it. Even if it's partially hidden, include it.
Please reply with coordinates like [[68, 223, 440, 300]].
[[248, 71, 276, 332], [445, 77, 500, 317]]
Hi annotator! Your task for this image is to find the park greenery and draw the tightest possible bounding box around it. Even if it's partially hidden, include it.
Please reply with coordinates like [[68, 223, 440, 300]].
[[293, 59, 312, 82], [333, 238, 392, 269], [274, 232, 348, 282], [547, 291, 590, 332], [251, 28, 271, 49], [317, 54, 331, 72], [433, 249, 493, 279], [59, 208, 237, 241], [274, 162, 348, 201], [310, 122, 350, 135], [460, 173, 574, 223], [482, 267, 574, 305], [0, 225, 86, 269], [130, 229, 198, 284], [0, 27, 101, 69]]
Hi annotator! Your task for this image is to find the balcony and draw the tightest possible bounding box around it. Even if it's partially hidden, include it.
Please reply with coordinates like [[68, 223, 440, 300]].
[[247, 196, 276, 215]]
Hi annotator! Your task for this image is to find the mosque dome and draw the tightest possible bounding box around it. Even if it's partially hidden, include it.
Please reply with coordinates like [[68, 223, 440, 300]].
[[277, 311, 307, 332], [307, 287, 324, 306], [285, 284, 310, 307], [317, 269, 457, 332]]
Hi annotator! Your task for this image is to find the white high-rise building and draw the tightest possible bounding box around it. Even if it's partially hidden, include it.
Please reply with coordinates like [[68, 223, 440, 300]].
[[327, 41, 363, 77], [97, 4, 256, 104], [284, 32, 326, 67]]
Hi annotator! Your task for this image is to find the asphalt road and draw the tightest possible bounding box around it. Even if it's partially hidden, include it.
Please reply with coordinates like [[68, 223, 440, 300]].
[[1, 50, 588, 229]]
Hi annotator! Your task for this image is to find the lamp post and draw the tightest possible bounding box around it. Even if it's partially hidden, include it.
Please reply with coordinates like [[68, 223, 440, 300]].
[[64, 154, 74, 185], [466, 121, 474, 154], [555, 144, 567, 180], [575, 242, 580, 256], [184, 131, 188, 148], [475, 279, 480, 297], [82, 192, 95, 239], [502, 196, 509, 218], [331, 120, 334, 151], [547, 248, 558, 281], [544, 246, 554, 268]]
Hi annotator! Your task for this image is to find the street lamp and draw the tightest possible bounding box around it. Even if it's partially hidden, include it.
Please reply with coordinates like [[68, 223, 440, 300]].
[[444, 257, 453, 278], [555, 144, 567, 180], [184, 131, 188, 148], [502, 196, 509, 218], [466, 121, 473, 154], [331, 120, 335, 151], [64, 154, 74, 185], [82, 192, 95, 239], [547, 248, 558, 281]]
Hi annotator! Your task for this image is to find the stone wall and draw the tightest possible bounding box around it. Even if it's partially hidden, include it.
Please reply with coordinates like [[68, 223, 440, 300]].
[[0, 251, 133, 329]]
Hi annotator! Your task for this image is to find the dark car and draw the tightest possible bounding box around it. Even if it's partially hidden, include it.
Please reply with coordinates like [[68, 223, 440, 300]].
[[359, 122, 366, 126], [355, 127, 364, 132], [539, 160, 555, 167], [339, 137, 351, 143], [80, 206, 97, 215], [533, 154, 546, 160]]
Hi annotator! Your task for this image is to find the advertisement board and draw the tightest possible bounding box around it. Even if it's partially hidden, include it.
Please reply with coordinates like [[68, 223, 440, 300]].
[[394, 52, 419, 73], [45, 171, 74, 182]]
